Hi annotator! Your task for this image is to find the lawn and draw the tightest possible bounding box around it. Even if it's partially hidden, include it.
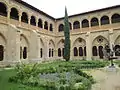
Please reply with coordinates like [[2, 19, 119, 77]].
[[0, 69, 44, 90]]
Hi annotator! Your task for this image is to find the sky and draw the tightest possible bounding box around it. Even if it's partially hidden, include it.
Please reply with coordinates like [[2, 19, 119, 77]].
[[23, 0, 120, 18]]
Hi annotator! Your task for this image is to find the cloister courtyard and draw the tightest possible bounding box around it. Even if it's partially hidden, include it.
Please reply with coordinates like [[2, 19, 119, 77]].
[[0, 60, 120, 90]]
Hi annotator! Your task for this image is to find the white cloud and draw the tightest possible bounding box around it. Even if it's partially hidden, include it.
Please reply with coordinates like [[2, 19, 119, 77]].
[[23, 0, 120, 18]]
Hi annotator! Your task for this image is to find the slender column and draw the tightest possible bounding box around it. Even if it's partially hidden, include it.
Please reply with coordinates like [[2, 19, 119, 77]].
[[71, 22, 73, 30], [36, 18, 38, 27], [7, 8, 10, 23], [98, 18, 101, 27], [19, 12, 22, 26], [28, 15, 31, 25], [47, 23, 50, 31], [42, 21, 44, 29], [89, 19, 91, 29], [109, 16, 112, 24]]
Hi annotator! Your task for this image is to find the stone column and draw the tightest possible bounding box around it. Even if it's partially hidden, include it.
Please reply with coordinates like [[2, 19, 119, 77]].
[[19, 12, 22, 26], [28, 15, 31, 25], [42, 21, 44, 29], [71, 22, 73, 30], [86, 32, 92, 60], [48, 23, 50, 31], [36, 18, 38, 27], [89, 19, 91, 29], [109, 15, 112, 24], [98, 18, 101, 27], [7, 8, 10, 23]]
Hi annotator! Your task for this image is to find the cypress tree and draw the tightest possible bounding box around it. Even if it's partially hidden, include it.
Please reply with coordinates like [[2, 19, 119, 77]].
[[63, 7, 70, 61]]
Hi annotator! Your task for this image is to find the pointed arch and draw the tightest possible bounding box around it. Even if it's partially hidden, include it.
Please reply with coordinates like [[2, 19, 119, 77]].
[[40, 38, 44, 58], [20, 34, 29, 59], [92, 35, 108, 45], [73, 37, 86, 47]]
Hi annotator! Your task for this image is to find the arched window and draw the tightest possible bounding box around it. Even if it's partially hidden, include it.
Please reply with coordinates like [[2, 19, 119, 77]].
[[0, 45, 4, 61], [62, 48, 64, 57], [91, 17, 99, 27], [20, 47, 22, 59], [74, 47, 78, 56], [73, 21, 80, 29], [21, 12, 28, 23], [58, 24, 64, 32], [49, 48, 51, 57], [69, 22, 72, 30], [44, 21, 48, 30], [115, 45, 120, 56], [40, 48, 43, 58], [38, 19, 43, 28], [0, 2, 7, 17], [23, 47, 27, 59], [98, 46, 104, 59], [50, 24, 53, 31], [111, 14, 120, 23], [30, 16, 36, 26], [92, 46, 97, 56], [58, 48, 61, 57], [79, 47, 83, 56], [101, 16, 109, 25], [52, 49, 54, 57], [10, 8, 19, 20], [82, 19, 89, 28], [84, 46, 86, 56]]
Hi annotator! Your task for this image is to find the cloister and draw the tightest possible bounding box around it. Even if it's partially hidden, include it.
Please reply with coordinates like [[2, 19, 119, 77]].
[[0, 0, 120, 65]]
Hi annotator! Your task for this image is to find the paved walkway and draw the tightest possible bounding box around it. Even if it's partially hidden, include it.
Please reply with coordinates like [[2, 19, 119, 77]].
[[91, 67, 120, 90]]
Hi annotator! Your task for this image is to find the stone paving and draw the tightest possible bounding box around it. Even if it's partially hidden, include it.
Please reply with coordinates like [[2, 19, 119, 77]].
[[91, 67, 120, 90]]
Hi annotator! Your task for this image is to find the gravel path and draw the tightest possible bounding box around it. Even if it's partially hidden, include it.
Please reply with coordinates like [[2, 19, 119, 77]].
[[91, 67, 120, 90]]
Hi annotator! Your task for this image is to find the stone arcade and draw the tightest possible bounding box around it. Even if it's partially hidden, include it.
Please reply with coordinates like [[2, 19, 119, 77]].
[[0, 0, 120, 65]]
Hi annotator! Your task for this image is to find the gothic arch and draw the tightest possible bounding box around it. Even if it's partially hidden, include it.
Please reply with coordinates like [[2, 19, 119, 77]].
[[20, 34, 29, 59], [40, 38, 44, 58], [92, 35, 108, 46], [73, 37, 86, 47]]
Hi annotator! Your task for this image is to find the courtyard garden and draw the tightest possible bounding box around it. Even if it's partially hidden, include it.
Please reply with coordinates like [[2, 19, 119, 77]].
[[0, 60, 110, 90]]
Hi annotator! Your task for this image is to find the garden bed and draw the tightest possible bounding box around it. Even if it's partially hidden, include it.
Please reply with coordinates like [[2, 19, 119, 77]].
[[8, 60, 108, 90]]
